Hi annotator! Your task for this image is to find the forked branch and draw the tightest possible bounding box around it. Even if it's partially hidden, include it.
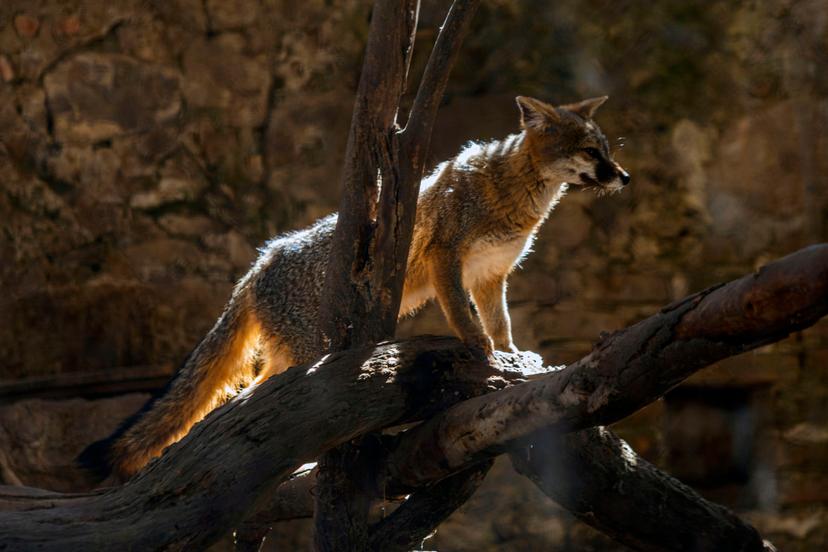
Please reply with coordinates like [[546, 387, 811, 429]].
[[315, 1, 480, 547]]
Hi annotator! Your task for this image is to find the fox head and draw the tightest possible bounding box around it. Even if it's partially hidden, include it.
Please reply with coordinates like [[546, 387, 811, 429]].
[[516, 96, 630, 193]]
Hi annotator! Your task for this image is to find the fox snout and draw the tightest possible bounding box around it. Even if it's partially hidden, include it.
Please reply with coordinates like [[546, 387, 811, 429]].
[[592, 156, 630, 187], [579, 151, 630, 192], [614, 162, 631, 186]]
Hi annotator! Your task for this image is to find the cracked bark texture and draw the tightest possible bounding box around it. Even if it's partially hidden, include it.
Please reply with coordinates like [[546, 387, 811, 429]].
[[315, 2, 479, 549], [0, 339, 544, 550]]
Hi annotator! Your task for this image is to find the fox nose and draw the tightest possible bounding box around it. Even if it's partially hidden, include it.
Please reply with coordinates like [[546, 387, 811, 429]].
[[619, 169, 630, 186]]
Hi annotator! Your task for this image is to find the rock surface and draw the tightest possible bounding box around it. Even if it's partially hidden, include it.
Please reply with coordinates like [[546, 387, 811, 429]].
[[0, 394, 149, 491]]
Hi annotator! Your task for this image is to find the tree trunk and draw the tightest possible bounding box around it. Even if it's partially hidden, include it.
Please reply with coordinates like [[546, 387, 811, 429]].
[[314, 0, 479, 548]]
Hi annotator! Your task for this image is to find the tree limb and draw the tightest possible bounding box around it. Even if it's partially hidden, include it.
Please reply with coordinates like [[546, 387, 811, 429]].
[[511, 427, 769, 552], [367, 460, 493, 552], [314, 1, 478, 547], [382, 244, 828, 487], [401, 0, 481, 148], [318, 0, 420, 352], [233, 467, 316, 551], [313, 2, 419, 548], [0, 339, 543, 551]]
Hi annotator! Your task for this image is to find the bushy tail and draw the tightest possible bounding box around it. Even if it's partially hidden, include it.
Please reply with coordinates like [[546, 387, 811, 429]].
[[79, 294, 261, 480]]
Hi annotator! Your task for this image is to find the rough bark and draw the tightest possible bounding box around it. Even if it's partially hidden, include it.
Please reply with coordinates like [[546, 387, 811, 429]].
[[367, 460, 493, 552], [233, 468, 316, 551], [313, 436, 382, 552], [383, 244, 828, 487], [312, 2, 419, 548], [314, 1, 478, 548], [0, 339, 542, 551], [511, 427, 769, 552], [318, 0, 481, 353]]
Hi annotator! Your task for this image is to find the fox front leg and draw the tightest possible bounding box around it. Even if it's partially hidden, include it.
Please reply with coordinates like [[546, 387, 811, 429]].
[[472, 275, 518, 353], [430, 251, 494, 355]]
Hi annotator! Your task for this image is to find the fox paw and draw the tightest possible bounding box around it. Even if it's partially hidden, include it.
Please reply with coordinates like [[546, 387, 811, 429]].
[[499, 342, 519, 354], [464, 334, 494, 357]]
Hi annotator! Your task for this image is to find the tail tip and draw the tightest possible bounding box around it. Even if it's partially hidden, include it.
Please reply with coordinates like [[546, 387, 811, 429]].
[[76, 438, 115, 480]]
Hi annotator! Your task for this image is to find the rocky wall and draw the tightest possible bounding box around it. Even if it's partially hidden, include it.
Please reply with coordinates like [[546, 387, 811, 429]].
[[1, 0, 827, 550]]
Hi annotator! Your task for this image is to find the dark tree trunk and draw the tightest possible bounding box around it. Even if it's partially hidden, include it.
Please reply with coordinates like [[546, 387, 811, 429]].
[[314, 1, 479, 548]]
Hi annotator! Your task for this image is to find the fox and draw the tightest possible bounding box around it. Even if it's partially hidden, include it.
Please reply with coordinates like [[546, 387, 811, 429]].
[[80, 95, 630, 479]]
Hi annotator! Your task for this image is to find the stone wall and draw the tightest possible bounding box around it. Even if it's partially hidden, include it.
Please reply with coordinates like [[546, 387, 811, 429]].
[[1, 0, 827, 550]]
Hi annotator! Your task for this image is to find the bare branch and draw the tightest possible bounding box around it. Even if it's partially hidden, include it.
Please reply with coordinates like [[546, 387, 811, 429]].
[[314, 2, 477, 547], [382, 244, 828, 486], [233, 468, 316, 550], [314, 436, 385, 551], [402, 0, 481, 149], [0, 338, 541, 551], [367, 460, 493, 552], [320, 0, 481, 353], [313, 2, 420, 548], [2, 245, 824, 550], [511, 427, 767, 552], [369, 0, 482, 359]]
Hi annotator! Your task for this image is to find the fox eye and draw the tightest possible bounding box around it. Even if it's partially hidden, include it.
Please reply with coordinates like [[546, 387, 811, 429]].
[[582, 147, 602, 158]]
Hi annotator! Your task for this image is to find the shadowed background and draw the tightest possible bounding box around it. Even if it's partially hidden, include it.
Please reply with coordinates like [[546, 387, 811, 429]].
[[0, 0, 826, 550]]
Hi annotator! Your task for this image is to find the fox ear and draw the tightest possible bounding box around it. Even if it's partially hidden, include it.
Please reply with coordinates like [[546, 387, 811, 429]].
[[560, 96, 608, 119], [516, 96, 561, 130]]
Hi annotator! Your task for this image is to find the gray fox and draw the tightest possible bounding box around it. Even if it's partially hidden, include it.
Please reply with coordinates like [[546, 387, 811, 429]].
[[80, 95, 630, 479]]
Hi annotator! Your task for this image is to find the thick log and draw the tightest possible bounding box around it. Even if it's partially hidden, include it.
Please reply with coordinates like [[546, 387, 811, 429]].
[[0, 339, 543, 551], [383, 244, 828, 487], [313, 1, 419, 547], [233, 467, 316, 551], [511, 427, 769, 552], [314, 1, 478, 548]]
